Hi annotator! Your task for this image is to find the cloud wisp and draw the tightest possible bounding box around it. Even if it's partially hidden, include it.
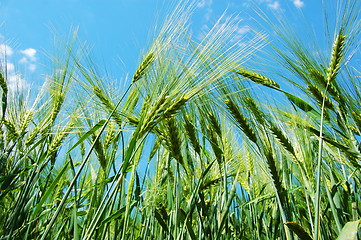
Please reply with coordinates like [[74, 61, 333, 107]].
[[291, 0, 304, 8], [0, 44, 14, 56], [19, 48, 38, 72], [267, 1, 280, 10]]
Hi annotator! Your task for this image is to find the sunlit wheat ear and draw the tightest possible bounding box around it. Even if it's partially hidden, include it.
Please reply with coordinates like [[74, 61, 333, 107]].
[[184, 114, 201, 155], [207, 112, 222, 137], [19, 111, 33, 134], [269, 124, 295, 157], [0, 72, 7, 93], [104, 121, 115, 150], [224, 98, 257, 143], [0, 126, 4, 150], [234, 69, 280, 89], [307, 84, 334, 110], [326, 30, 346, 82], [47, 123, 73, 156], [309, 69, 339, 100], [132, 52, 155, 83], [245, 97, 266, 125], [50, 92, 65, 124], [25, 127, 40, 146], [160, 96, 189, 120], [165, 117, 184, 166], [0, 72, 7, 119], [93, 86, 123, 126], [3, 119, 18, 142]]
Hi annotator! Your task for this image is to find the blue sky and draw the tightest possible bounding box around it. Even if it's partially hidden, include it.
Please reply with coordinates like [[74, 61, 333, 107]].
[[0, 0, 328, 90]]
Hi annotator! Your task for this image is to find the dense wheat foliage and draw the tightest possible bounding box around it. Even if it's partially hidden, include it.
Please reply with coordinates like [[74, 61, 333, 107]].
[[1, 1, 361, 239]]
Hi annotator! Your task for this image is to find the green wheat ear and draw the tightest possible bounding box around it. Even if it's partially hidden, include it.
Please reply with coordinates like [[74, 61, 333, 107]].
[[132, 52, 155, 83], [326, 30, 346, 82], [224, 98, 257, 143], [0, 72, 7, 93], [234, 69, 280, 89]]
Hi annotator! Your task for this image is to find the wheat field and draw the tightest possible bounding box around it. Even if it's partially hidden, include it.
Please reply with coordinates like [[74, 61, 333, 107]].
[[1, 1, 361, 239]]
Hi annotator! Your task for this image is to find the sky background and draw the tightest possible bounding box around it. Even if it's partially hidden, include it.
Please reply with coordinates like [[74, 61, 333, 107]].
[[0, 0, 333, 91]]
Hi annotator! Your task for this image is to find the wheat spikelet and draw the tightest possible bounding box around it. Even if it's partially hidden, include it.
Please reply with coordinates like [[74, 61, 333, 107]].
[[50, 93, 65, 124], [307, 84, 334, 110], [235, 69, 280, 89], [126, 115, 139, 126], [264, 148, 285, 200], [93, 86, 123, 126], [184, 114, 201, 155], [206, 125, 224, 164], [132, 52, 154, 83], [351, 112, 361, 132], [236, 154, 251, 193], [3, 119, 18, 142], [91, 133, 107, 170], [0, 125, 4, 150], [309, 69, 339, 100], [326, 31, 346, 82], [161, 96, 189, 119], [269, 125, 296, 156], [104, 121, 115, 149], [245, 97, 266, 125], [47, 123, 73, 156], [165, 118, 183, 166], [0, 72, 7, 93], [225, 98, 257, 143], [25, 127, 40, 146], [207, 112, 222, 137], [19, 111, 34, 134]]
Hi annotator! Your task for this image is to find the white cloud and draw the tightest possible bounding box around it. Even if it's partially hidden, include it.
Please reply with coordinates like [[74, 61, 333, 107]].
[[19, 48, 38, 72], [20, 48, 37, 61], [0, 44, 14, 56], [292, 0, 304, 8], [7, 73, 29, 92], [19, 57, 27, 64], [268, 1, 280, 10], [28, 64, 37, 72], [237, 25, 251, 35], [204, 7, 213, 21], [197, 0, 212, 8], [6, 62, 15, 72]]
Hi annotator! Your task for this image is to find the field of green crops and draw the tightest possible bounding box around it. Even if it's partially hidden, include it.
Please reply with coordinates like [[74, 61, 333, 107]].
[[1, 1, 361, 239]]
